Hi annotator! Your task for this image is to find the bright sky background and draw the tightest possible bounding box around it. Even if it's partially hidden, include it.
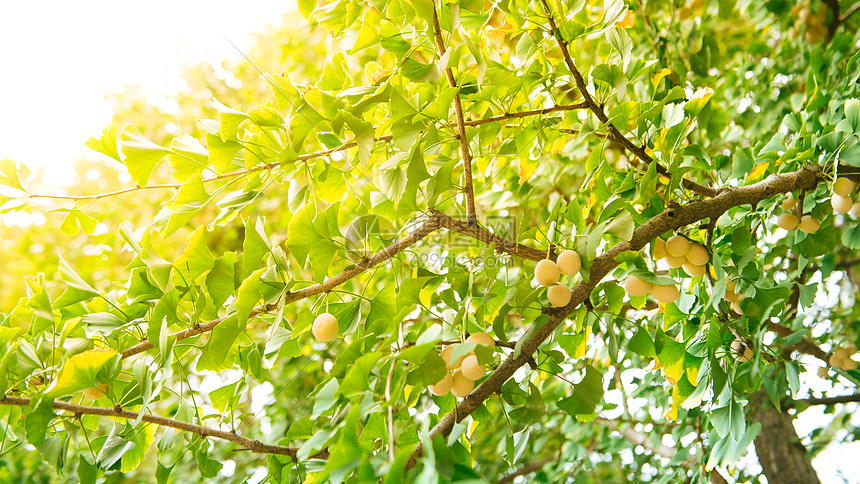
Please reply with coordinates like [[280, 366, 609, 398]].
[[0, 0, 292, 187], [0, 2, 857, 482]]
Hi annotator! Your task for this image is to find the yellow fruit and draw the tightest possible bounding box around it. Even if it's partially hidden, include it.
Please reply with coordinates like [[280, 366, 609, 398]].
[[624, 275, 651, 298], [312, 313, 338, 342], [817, 366, 829, 378], [780, 193, 797, 210], [834, 178, 854, 197], [665, 254, 686, 268], [83, 384, 108, 401], [461, 355, 486, 380], [441, 346, 466, 370], [797, 215, 820, 233], [841, 358, 859, 371], [683, 262, 707, 277], [665, 235, 690, 258], [651, 284, 679, 303], [652, 238, 667, 259], [535, 259, 560, 286], [466, 332, 495, 351], [557, 250, 581, 276], [451, 370, 475, 397], [777, 213, 798, 230], [851, 202, 860, 217], [547, 284, 572, 307], [686, 243, 709, 266], [429, 373, 453, 396], [831, 194, 853, 213]]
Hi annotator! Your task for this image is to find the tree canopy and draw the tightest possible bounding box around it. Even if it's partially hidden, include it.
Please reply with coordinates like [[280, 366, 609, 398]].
[[1, 1, 860, 483]]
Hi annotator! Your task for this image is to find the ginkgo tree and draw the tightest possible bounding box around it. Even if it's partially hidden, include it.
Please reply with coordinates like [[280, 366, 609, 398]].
[[1, 1, 860, 483]]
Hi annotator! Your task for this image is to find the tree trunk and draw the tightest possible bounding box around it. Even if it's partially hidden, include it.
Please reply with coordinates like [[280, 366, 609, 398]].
[[751, 391, 820, 484]]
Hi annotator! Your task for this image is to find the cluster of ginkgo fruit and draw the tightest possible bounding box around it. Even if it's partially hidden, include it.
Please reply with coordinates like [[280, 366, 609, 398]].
[[788, 1, 829, 43], [534, 249, 581, 307], [428, 332, 495, 397], [620, 235, 706, 305], [776, 193, 820, 233], [830, 177, 860, 216]]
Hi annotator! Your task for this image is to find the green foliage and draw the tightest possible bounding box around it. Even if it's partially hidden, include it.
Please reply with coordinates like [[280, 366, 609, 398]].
[[1, 1, 860, 483]]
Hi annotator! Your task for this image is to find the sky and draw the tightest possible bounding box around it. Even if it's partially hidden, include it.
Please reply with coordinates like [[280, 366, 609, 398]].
[[0, 0, 292, 187], [0, 2, 857, 482]]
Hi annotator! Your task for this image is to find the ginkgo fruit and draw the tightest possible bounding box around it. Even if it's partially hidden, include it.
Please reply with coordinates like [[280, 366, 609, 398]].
[[535, 259, 560, 286], [652, 238, 667, 259], [624, 275, 651, 298], [777, 213, 798, 230], [831, 194, 853, 213], [557, 249, 581, 276], [665, 254, 686, 269], [665, 235, 690, 258], [851, 202, 860, 217], [834, 177, 854, 197], [441, 346, 466, 370], [685, 243, 709, 266], [466, 332, 495, 350], [731, 340, 753, 362], [451, 370, 475, 397], [312, 313, 338, 342], [547, 283, 572, 307], [429, 373, 453, 396], [683, 262, 706, 277], [651, 284, 679, 303], [724, 280, 742, 302], [461, 355, 486, 380], [780, 193, 797, 210], [797, 215, 820, 234], [83, 384, 108, 401]]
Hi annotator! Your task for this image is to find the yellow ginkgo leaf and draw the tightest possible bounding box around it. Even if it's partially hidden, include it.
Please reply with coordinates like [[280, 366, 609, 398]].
[[46, 348, 117, 398], [616, 9, 635, 29]]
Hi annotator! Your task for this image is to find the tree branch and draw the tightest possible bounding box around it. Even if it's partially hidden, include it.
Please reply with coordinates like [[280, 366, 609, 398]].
[[538, 0, 718, 198], [25, 102, 587, 202], [404, 166, 824, 471], [0, 396, 327, 460], [766, 321, 829, 364], [495, 455, 555, 483], [122, 212, 446, 359], [432, 3, 477, 224], [788, 393, 860, 408], [594, 418, 678, 460]]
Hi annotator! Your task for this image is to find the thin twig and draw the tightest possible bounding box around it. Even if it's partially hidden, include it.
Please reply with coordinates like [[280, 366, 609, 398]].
[[537, 0, 718, 198], [432, 3, 477, 224], [385, 360, 397, 461]]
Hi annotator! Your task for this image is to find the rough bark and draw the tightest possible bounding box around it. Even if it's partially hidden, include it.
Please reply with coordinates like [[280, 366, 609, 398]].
[[751, 391, 821, 484]]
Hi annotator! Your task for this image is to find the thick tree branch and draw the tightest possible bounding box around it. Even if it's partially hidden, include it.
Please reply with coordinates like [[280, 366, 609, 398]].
[[432, 3, 477, 224], [538, 0, 718, 198], [404, 166, 824, 471], [0, 396, 327, 460]]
